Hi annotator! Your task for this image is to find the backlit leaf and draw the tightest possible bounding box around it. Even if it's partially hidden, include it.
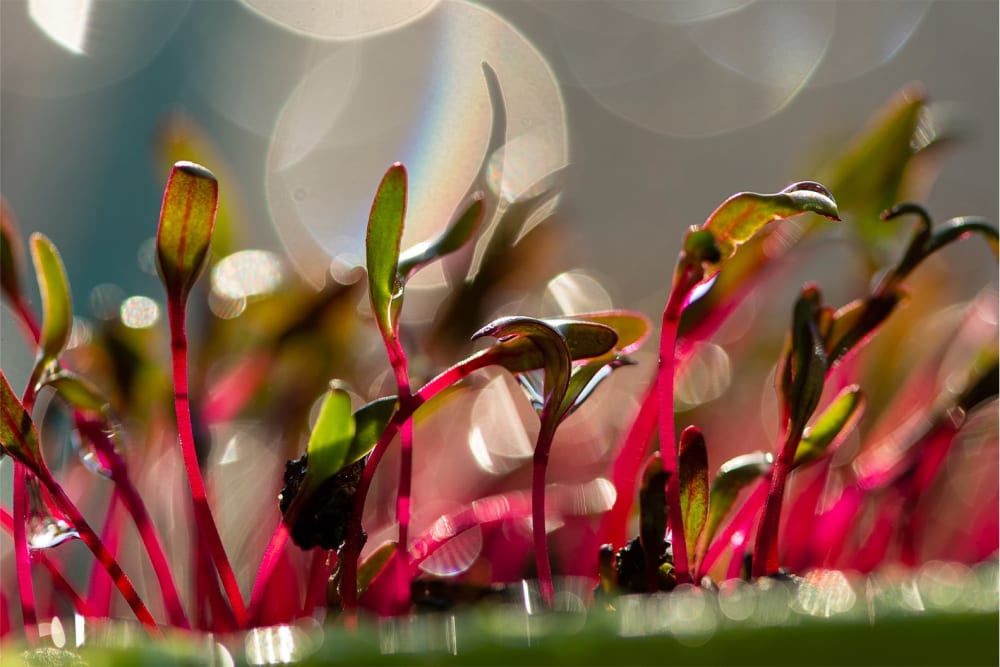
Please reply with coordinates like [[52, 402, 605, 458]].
[[155, 161, 219, 303], [569, 310, 652, 355], [472, 316, 571, 431], [357, 541, 399, 596], [700, 182, 839, 277], [475, 317, 617, 376], [29, 233, 72, 363], [365, 164, 407, 340], [794, 385, 865, 468], [703, 451, 772, 552], [345, 395, 397, 465], [397, 193, 485, 281], [0, 371, 44, 475], [45, 371, 109, 414], [677, 425, 709, 560], [303, 384, 356, 497]]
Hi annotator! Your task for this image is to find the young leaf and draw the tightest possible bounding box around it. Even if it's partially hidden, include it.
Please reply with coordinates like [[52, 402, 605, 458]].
[[397, 193, 485, 281], [703, 451, 772, 553], [677, 425, 709, 561], [345, 396, 398, 466], [558, 356, 634, 419], [472, 317, 572, 429], [794, 385, 866, 468], [302, 384, 356, 497], [0, 371, 44, 476], [783, 285, 829, 433], [29, 233, 72, 363], [474, 317, 617, 376], [44, 371, 110, 414], [568, 310, 652, 355], [365, 163, 407, 340], [357, 541, 399, 596], [699, 182, 840, 277], [638, 453, 668, 565], [155, 161, 219, 303], [824, 291, 903, 368]]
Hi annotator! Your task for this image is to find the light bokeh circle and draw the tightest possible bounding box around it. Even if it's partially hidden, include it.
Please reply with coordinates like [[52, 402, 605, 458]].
[[265, 0, 568, 286]]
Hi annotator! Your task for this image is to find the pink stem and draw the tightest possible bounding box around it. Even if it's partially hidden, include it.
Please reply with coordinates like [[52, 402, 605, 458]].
[[596, 381, 658, 551], [752, 422, 806, 577], [658, 265, 700, 585], [532, 428, 557, 604], [248, 520, 291, 624], [11, 465, 38, 642], [302, 549, 332, 618], [166, 300, 247, 627]]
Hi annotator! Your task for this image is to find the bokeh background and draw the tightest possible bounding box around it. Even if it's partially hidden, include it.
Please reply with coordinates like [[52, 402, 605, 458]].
[[2, 0, 997, 395]]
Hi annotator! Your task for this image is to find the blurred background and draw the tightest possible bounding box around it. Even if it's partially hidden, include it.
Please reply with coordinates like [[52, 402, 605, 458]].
[[2, 0, 997, 390]]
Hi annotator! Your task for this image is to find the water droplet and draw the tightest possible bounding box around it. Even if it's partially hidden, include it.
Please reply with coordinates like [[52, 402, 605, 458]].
[[26, 476, 79, 550]]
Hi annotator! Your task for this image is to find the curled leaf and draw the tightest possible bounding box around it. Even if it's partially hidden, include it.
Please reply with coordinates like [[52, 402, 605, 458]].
[[794, 385, 866, 468], [365, 163, 407, 340], [703, 451, 772, 552], [472, 316, 572, 430], [155, 161, 219, 303], [698, 181, 839, 277], [29, 233, 72, 364], [474, 317, 617, 377], [677, 425, 709, 561], [781, 285, 829, 433], [397, 193, 485, 281]]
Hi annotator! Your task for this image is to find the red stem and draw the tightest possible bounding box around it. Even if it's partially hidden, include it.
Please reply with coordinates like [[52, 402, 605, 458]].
[[11, 465, 38, 643], [596, 381, 658, 552], [38, 470, 162, 637], [752, 422, 808, 577], [248, 519, 291, 624], [166, 299, 247, 627], [658, 265, 700, 585], [532, 428, 557, 604], [303, 549, 332, 618]]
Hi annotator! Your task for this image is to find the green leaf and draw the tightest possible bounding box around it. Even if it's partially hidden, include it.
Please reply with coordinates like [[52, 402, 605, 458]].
[[365, 163, 407, 340], [782, 286, 829, 433], [703, 451, 772, 553], [677, 425, 709, 560], [472, 316, 571, 432], [1, 199, 25, 304], [397, 193, 485, 281], [345, 395, 397, 465], [699, 182, 839, 277], [29, 233, 73, 363], [0, 371, 44, 475], [45, 371, 110, 414], [302, 383, 356, 497], [638, 452, 668, 560], [568, 310, 651, 355], [357, 541, 398, 596], [794, 385, 866, 468], [475, 317, 617, 376], [155, 161, 219, 303]]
